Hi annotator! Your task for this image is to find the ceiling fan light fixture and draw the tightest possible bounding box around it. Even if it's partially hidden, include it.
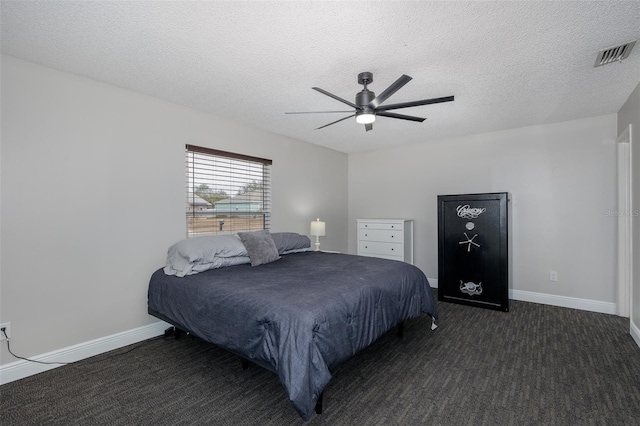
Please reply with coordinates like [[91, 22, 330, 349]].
[[355, 110, 375, 124], [290, 72, 454, 131]]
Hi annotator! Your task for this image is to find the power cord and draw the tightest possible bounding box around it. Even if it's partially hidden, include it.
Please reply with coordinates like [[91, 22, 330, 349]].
[[0, 327, 166, 366], [1, 326, 70, 365]]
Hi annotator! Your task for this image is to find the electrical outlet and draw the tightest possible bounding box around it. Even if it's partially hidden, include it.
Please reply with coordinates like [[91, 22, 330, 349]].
[[549, 271, 558, 282], [0, 322, 10, 341]]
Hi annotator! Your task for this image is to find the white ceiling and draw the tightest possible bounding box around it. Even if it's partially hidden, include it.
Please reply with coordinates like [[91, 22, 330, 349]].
[[2, 1, 640, 154]]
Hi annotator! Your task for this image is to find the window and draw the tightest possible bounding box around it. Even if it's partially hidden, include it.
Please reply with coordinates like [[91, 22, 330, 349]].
[[185, 144, 272, 237]]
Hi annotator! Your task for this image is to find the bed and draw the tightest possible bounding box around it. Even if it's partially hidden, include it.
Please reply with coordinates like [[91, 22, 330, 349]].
[[148, 231, 437, 420]]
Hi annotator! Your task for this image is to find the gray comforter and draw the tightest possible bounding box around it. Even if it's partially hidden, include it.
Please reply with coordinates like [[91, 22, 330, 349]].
[[148, 251, 437, 420]]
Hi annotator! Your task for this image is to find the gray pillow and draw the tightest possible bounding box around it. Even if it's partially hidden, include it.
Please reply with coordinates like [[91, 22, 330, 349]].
[[270, 232, 312, 254], [238, 230, 281, 266]]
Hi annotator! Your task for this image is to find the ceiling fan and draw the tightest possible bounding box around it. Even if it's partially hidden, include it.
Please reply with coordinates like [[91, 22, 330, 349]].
[[286, 72, 454, 132]]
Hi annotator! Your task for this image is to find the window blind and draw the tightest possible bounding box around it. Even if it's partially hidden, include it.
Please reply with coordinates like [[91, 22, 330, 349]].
[[185, 144, 272, 237]]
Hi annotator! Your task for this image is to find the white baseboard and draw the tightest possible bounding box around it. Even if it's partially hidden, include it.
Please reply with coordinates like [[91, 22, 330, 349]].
[[631, 320, 640, 348], [0, 321, 169, 385], [509, 289, 617, 314], [428, 278, 616, 315]]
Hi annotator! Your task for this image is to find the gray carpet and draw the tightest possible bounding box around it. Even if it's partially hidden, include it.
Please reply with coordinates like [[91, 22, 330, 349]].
[[2, 292, 640, 425]]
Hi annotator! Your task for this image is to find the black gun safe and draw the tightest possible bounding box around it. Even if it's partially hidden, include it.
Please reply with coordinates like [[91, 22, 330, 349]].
[[438, 192, 510, 311]]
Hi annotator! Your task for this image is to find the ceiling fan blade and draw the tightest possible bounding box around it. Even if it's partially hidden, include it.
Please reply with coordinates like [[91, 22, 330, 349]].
[[285, 110, 354, 114], [375, 95, 454, 111], [365, 123, 373, 132], [376, 111, 426, 122], [315, 114, 355, 130], [367, 74, 412, 109], [312, 87, 359, 109]]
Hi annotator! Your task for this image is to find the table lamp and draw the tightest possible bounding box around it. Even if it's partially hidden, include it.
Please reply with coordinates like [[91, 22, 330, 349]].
[[310, 218, 326, 251]]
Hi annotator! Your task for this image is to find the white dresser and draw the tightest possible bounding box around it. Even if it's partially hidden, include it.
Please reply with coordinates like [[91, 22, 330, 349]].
[[357, 219, 414, 264]]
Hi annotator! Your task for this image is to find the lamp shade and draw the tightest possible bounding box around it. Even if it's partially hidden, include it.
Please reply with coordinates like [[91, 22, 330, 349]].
[[310, 218, 326, 236]]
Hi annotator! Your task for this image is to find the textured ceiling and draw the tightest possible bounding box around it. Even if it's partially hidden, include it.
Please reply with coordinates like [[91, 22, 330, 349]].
[[2, 1, 640, 153]]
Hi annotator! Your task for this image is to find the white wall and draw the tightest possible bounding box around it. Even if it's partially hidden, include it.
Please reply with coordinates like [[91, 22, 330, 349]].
[[349, 115, 618, 307], [0, 55, 348, 366], [618, 81, 640, 342]]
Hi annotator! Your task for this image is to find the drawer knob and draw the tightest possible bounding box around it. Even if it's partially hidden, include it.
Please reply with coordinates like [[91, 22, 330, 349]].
[[391, 248, 394, 251], [391, 235, 394, 238], [365, 233, 368, 236]]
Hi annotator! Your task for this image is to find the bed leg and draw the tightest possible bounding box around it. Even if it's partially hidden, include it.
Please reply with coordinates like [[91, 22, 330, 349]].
[[397, 322, 404, 338], [315, 392, 323, 415], [163, 326, 183, 340], [242, 359, 249, 370]]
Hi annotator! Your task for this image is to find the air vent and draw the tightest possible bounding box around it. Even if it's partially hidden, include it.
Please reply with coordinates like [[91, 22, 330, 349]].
[[594, 40, 636, 67]]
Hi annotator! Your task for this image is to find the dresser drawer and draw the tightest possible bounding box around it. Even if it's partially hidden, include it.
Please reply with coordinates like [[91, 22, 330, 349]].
[[358, 221, 404, 231], [358, 228, 403, 243], [358, 241, 403, 258], [358, 252, 404, 262], [356, 219, 414, 265]]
